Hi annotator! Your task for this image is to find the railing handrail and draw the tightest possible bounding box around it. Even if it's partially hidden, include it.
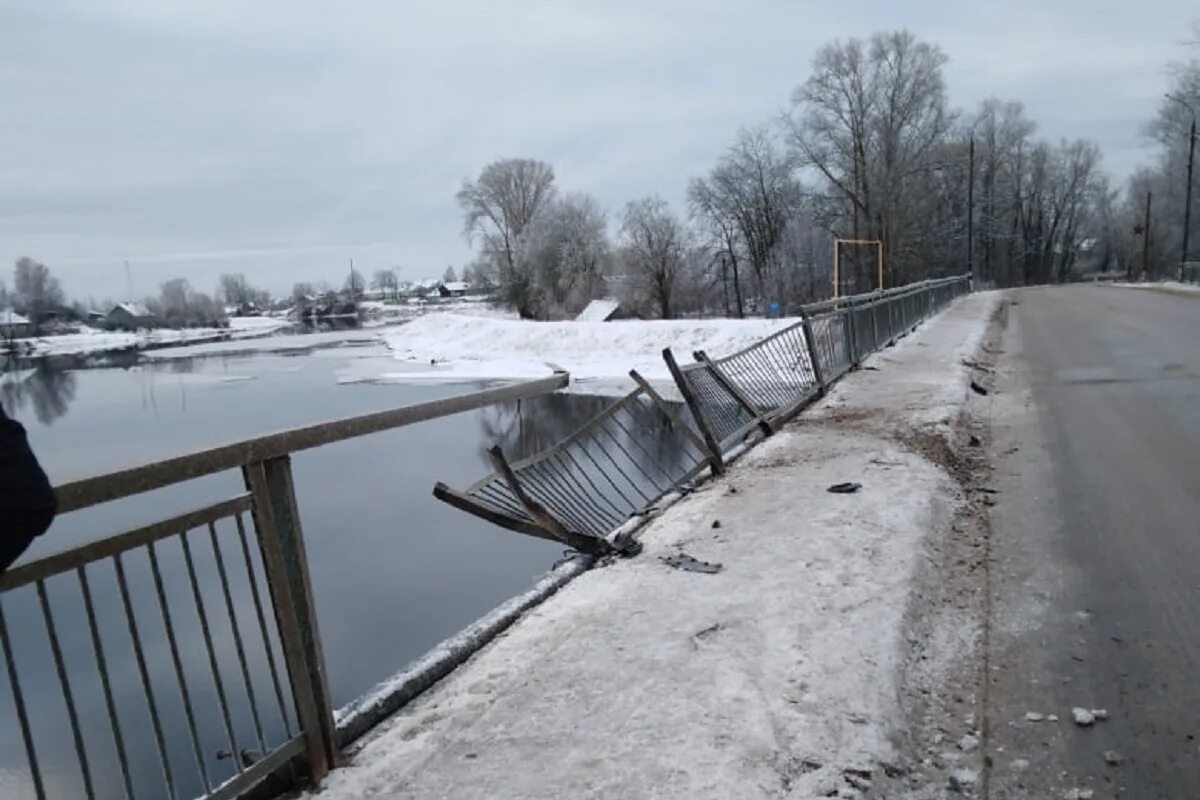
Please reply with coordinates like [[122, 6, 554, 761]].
[[53, 372, 570, 514]]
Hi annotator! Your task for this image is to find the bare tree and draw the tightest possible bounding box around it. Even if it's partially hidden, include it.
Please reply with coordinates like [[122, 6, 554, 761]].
[[690, 126, 802, 311], [619, 197, 686, 319], [13, 257, 65, 334], [371, 270, 398, 300], [527, 193, 612, 316], [442, 266, 458, 284], [457, 158, 556, 318], [786, 30, 953, 286]]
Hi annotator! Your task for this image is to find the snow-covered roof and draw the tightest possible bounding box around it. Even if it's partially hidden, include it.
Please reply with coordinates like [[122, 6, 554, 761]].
[[0, 309, 30, 325], [574, 299, 620, 322], [112, 302, 152, 317], [413, 278, 441, 290], [441, 281, 470, 292]]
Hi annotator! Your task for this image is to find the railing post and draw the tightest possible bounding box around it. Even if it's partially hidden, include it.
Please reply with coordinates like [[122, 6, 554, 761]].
[[798, 310, 828, 394], [694, 351, 773, 435], [243, 458, 338, 785], [662, 348, 724, 474]]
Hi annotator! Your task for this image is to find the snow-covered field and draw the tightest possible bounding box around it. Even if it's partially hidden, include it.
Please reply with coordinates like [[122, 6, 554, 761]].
[[370, 313, 799, 395], [309, 293, 1000, 800]]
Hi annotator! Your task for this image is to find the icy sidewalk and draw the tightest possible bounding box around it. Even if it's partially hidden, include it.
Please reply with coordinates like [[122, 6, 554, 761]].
[[310, 293, 1000, 800]]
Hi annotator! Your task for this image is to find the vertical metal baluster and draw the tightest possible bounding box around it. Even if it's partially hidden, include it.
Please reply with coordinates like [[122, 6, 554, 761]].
[[114, 555, 177, 799], [178, 529, 242, 773], [559, 447, 627, 520], [517, 466, 589, 534], [523, 463, 597, 535], [574, 435, 638, 514], [234, 512, 294, 739], [77, 566, 136, 799], [611, 406, 674, 489], [36, 579, 96, 800], [207, 521, 268, 757], [147, 541, 210, 790], [592, 426, 656, 503], [539, 456, 622, 531], [0, 601, 46, 800]]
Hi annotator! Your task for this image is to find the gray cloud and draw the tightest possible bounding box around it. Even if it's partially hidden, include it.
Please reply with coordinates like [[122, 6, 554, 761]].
[[1, 0, 1194, 301]]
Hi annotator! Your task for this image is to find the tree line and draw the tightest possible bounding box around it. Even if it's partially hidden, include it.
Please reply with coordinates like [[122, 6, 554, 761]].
[[1113, 24, 1199, 278], [461, 28, 1198, 320]]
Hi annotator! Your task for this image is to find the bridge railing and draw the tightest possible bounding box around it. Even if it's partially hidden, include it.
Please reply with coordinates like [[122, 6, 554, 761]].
[[0, 374, 568, 800], [437, 275, 971, 545]]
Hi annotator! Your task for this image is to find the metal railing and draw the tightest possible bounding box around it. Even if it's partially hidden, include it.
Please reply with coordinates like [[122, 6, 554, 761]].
[[437, 275, 971, 546], [0, 374, 568, 800], [434, 372, 716, 556], [1, 274, 970, 799]]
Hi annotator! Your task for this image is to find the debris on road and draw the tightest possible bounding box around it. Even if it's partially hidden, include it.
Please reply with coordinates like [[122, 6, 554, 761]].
[[958, 734, 979, 752], [947, 769, 977, 792], [827, 481, 863, 494], [1091, 708, 1108, 721], [1025, 711, 1046, 722], [1072, 707, 1096, 726], [969, 379, 990, 395], [1103, 749, 1124, 766], [710, 519, 722, 529], [660, 552, 723, 574], [1063, 789, 1095, 800]]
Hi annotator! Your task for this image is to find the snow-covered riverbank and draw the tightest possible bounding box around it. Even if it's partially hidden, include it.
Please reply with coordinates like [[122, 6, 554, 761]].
[[7, 316, 295, 358], [368, 313, 800, 395]]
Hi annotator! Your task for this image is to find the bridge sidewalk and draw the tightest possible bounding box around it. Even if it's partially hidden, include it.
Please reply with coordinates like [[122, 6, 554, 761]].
[[308, 292, 1001, 800]]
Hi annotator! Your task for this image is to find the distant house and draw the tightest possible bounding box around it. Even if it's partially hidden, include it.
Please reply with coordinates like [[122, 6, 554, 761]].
[[438, 281, 470, 298], [0, 309, 31, 338], [107, 302, 155, 330], [86, 310, 107, 324]]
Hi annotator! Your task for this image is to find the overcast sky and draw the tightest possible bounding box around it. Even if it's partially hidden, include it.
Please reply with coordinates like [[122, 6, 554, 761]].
[[1, 1, 1195, 302]]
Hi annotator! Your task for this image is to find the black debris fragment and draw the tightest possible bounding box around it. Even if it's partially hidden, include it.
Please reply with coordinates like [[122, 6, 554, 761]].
[[711, 520, 722, 529], [970, 380, 990, 396], [661, 553, 723, 574], [827, 482, 862, 494]]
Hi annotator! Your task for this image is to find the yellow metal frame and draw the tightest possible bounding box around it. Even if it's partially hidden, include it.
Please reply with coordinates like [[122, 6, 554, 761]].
[[832, 238, 884, 298]]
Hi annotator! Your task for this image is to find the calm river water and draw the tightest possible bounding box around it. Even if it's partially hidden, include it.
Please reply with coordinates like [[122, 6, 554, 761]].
[[0, 334, 624, 799]]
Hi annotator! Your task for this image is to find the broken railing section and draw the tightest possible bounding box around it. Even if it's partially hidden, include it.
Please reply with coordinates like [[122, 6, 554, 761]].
[[434, 371, 716, 556], [435, 274, 971, 553]]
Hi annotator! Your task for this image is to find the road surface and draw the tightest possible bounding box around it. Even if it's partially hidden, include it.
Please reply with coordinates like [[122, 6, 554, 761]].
[[986, 285, 1199, 799]]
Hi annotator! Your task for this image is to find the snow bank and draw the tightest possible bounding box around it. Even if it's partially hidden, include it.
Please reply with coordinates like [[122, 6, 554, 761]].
[[309, 293, 1000, 800], [228, 315, 293, 335], [374, 313, 798, 394]]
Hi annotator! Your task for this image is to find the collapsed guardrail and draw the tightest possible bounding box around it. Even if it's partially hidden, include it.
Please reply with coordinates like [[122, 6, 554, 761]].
[[435, 275, 971, 553]]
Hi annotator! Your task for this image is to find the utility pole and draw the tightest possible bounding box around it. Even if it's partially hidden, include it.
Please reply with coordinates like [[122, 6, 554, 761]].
[[1185, 116, 1196, 278], [1166, 94, 1196, 281], [1142, 191, 1153, 279], [967, 136, 976, 285]]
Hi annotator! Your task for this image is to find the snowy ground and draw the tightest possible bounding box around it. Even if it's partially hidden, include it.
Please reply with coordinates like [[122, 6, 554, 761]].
[[10, 315, 295, 358], [308, 293, 1001, 800], [371, 313, 798, 395]]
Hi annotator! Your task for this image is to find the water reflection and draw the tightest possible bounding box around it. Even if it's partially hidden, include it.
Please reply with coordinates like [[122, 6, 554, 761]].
[[479, 393, 613, 460], [1, 363, 78, 425]]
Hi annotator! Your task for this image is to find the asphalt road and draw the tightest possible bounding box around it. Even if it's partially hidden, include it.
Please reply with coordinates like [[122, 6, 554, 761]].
[[985, 285, 1200, 799]]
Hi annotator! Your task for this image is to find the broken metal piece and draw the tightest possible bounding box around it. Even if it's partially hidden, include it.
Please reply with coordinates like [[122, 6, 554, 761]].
[[660, 552, 723, 574]]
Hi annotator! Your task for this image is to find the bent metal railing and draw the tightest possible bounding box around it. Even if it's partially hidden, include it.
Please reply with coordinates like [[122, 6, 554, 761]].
[[437, 275, 970, 542], [434, 372, 716, 557], [0, 373, 568, 800]]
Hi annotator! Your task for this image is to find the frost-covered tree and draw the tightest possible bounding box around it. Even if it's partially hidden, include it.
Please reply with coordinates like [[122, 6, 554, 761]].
[[13, 257, 65, 333], [457, 158, 556, 318], [527, 193, 612, 316], [619, 197, 686, 319], [786, 30, 954, 286]]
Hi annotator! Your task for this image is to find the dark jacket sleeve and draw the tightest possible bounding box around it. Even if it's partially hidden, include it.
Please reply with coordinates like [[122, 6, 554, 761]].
[[0, 405, 57, 559]]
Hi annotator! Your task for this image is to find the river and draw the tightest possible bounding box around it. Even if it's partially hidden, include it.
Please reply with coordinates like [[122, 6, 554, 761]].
[[0, 330, 642, 799]]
